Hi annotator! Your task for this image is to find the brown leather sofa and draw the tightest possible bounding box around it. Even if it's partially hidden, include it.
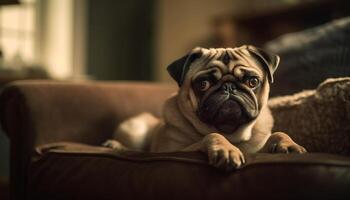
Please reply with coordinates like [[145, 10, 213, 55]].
[[1, 80, 350, 200]]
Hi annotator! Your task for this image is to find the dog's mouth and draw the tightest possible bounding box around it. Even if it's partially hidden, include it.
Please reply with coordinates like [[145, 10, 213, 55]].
[[197, 92, 256, 134], [213, 99, 249, 134]]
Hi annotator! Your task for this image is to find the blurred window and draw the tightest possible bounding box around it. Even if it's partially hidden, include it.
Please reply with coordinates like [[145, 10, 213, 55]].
[[0, 0, 36, 66]]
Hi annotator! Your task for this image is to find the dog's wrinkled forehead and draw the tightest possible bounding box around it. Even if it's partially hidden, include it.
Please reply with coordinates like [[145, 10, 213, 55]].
[[167, 45, 280, 86]]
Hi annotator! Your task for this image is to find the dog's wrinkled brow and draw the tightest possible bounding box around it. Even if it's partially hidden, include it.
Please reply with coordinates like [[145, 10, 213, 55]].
[[233, 66, 263, 81], [221, 52, 231, 65], [207, 62, 228, 74], [197, 49, 265, 81], [193, 67, 221, 81]]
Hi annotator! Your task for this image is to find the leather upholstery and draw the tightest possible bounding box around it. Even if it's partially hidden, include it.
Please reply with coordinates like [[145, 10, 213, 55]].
[[1, 80, 350, 199], [0, 81, 175, 200], [29, 143, 350, 200]]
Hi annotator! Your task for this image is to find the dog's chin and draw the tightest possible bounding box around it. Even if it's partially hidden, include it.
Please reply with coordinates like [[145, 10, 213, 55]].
[[199, 99, 249, 134]]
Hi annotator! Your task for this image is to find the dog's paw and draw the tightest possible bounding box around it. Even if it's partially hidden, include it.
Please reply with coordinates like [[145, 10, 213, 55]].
[[102, 139, 125, 150], [269, 141, 307, 154], [208, 145, 245, 171], [204, 133, 245, 171], [266, 132, 307, 154]]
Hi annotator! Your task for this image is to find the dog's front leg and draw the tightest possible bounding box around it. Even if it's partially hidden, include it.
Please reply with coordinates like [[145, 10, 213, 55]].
[[261, 132, 307, 153], [182, 133, 245, 171]]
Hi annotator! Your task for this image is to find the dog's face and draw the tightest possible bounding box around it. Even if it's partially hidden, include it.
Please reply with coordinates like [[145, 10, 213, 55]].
[[167, 45, 279, 134]]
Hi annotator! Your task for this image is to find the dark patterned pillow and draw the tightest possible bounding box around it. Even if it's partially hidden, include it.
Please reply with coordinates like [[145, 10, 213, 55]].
[[265, 17, 350, 97]]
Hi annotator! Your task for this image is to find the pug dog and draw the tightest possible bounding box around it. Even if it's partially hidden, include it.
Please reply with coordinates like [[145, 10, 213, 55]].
[[104, 45, 307, 171]]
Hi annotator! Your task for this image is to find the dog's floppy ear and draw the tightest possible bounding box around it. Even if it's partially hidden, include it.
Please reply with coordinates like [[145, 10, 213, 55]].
[[167, 47, 203, 86], [246, 45, 280, 83]]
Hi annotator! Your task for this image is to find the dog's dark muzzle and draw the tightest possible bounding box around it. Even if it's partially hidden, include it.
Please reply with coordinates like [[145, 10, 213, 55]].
[[197, 82, 258, 134]]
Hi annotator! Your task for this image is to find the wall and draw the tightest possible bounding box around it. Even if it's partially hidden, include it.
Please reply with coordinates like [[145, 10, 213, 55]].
[[36, 0, 74, 79], [86, 0, 155, 81], [154, 0, 236, 82], [36, 0, 87, 80]]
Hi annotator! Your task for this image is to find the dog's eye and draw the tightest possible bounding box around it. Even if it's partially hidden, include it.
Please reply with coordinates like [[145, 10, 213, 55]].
[[246, 77, 259, 88], [199, 80, 211, 91]]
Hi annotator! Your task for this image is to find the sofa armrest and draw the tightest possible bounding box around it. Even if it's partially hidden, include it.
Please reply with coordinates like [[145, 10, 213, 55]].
[[0, 80, 175, 146], [0, 80, 175, 200]]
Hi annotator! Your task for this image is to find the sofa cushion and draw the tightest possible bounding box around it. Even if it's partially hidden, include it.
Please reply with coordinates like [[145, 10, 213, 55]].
[[269, 77, 350, 156], [28, 142, 350, 200]]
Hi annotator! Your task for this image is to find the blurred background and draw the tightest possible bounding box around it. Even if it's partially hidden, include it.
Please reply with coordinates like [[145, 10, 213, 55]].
[[0, 0, 349, 198]]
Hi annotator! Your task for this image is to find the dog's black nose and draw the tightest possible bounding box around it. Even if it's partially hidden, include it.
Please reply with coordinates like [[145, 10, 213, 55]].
[[222, 82, 236, 93]]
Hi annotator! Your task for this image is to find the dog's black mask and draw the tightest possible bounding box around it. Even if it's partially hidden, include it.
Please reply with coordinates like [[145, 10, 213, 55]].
[[195, 78, 259, 134]]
